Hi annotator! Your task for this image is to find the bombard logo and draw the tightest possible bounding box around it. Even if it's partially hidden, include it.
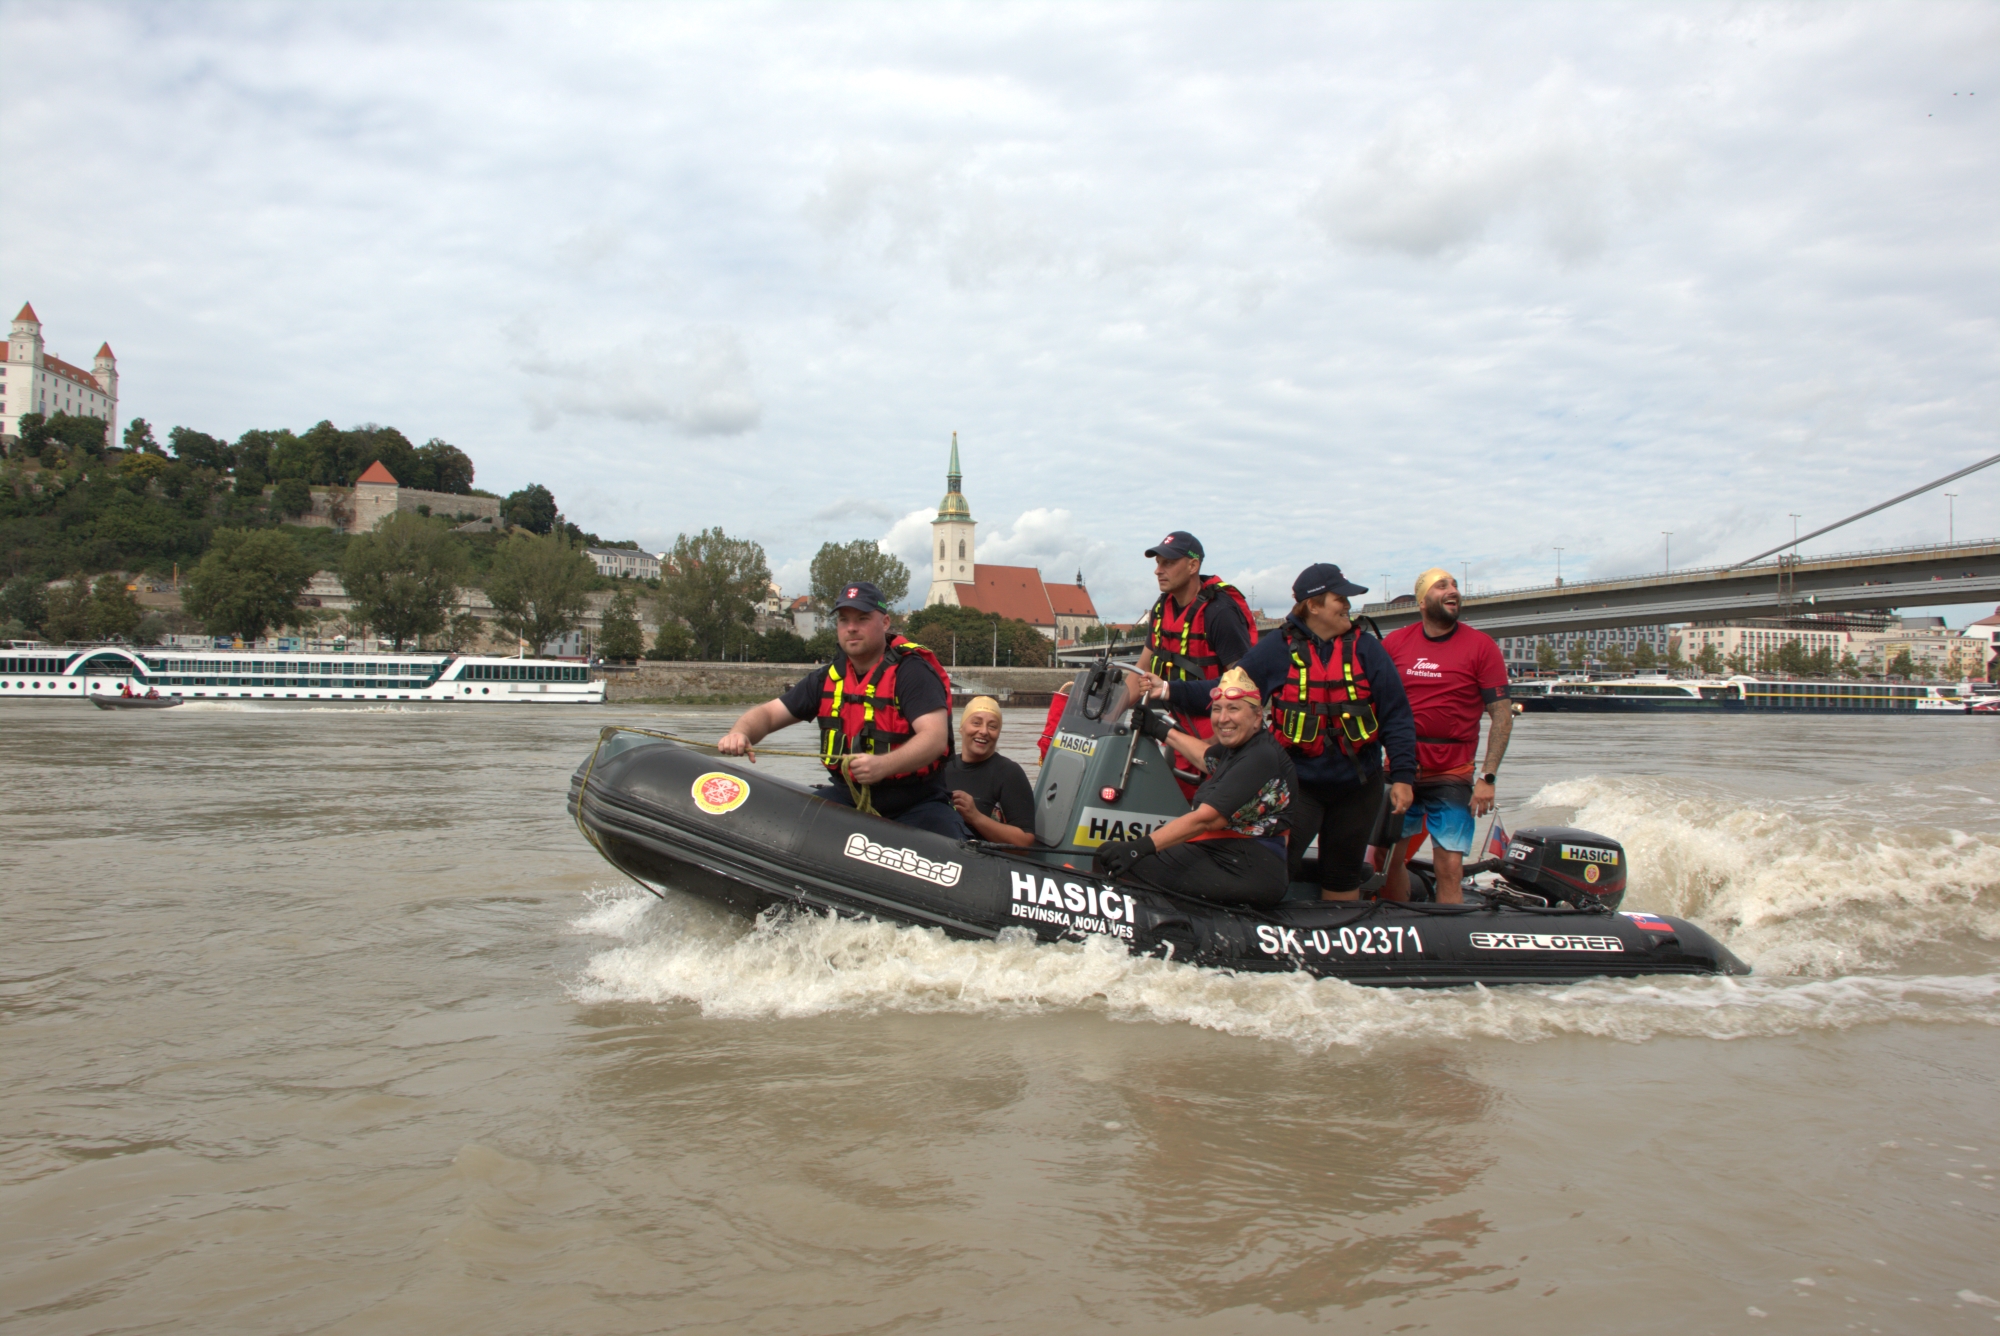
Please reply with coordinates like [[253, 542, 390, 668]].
[[843, 833, 963, 887], [691, 772, 750, 814]]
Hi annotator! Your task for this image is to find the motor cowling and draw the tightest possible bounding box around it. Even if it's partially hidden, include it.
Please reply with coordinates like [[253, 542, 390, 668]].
[[1498, 826, 1627, 912]]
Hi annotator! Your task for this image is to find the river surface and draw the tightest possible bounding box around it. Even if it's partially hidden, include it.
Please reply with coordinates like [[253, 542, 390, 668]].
[[3, 701, 1997, 1333]]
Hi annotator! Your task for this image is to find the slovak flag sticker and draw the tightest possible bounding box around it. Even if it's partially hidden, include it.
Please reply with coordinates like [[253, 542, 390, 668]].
[[1621, 912, 1675, 932]]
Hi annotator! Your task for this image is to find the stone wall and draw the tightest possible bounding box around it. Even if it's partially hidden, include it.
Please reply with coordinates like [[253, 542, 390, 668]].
[[599, 662, 1079, 703]]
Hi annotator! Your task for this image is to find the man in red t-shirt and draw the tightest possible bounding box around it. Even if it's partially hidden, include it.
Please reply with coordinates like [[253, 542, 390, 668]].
[[1380, 569, 1512, 904]]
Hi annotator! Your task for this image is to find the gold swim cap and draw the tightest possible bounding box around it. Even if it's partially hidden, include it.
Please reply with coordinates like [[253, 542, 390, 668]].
[[1213, 666, 1261, 702], [1415, 568, 1453, 605], [962, 695, 1003, 724]]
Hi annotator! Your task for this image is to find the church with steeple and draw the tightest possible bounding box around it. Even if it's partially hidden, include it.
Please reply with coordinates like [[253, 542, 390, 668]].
[[922, 434, 1100, 643]]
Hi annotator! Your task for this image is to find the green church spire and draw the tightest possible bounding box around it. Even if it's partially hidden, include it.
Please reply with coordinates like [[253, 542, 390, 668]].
[[936, 432, 971, 521]]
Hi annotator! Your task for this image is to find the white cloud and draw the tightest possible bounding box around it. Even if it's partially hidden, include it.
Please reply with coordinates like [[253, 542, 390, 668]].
[[1309, 77, 1685, 263], [513, 324, 761, 436]]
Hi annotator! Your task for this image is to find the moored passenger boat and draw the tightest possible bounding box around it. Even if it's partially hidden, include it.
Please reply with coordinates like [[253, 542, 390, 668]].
[[1514, 675, 1970, 714], [1, 644, 604, 704]]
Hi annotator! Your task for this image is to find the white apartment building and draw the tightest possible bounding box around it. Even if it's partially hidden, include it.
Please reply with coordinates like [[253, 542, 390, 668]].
[[586, 547, 663, 580], [1497, 624, 1673, 671], [3, 304, 118, 449], [1677, 622, 1857, 664]]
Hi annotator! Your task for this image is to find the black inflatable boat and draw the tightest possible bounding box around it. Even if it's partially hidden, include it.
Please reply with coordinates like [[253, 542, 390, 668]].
[[569, 664, 1748, 986]]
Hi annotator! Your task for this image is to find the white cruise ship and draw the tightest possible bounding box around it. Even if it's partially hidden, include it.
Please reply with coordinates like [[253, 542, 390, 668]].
[[1, 644, 605, 704]]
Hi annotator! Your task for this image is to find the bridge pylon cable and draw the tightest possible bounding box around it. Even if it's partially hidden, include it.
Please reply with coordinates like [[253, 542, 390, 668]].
[[1731, 451, 2000, 569]]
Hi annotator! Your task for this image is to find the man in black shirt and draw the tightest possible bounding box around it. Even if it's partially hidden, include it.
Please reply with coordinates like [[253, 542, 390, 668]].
[[1092, 667, 1297, 906], [943, 695, 1037, 846], [719, 582, 967, 839]]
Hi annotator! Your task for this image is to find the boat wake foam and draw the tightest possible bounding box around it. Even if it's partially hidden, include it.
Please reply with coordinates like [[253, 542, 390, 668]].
[[1526, 770, 2000, 976], [568, 887, 2000, 1051]]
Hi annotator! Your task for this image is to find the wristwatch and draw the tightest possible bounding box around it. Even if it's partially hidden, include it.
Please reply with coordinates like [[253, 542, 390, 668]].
[[1480, 772, 1497, 786]]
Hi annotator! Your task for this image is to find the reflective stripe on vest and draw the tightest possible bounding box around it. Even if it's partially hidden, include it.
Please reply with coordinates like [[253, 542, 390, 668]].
[[1145, 576, 1249, 682], [1270, 626, 1380, 759], [815, 636, 951, 781]]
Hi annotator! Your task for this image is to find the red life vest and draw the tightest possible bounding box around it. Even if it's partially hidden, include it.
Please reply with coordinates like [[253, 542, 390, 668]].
[[1269, 624, 1381, 759], [1144, 575, 1255, 684], [816, 635, 953, 781]]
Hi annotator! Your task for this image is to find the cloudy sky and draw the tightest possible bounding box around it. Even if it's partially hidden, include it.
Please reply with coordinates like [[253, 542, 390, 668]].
[[4, 2, 1994, 620]]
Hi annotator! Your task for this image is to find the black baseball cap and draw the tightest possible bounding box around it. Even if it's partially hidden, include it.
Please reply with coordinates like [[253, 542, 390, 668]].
[[831, 580, 890, 613], [1145, 531, 1203, 562], [1292, 563, 1368, 602]]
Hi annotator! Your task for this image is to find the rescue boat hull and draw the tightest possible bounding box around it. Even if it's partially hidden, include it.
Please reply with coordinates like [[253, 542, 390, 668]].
[[569, 737, 1750, 987]]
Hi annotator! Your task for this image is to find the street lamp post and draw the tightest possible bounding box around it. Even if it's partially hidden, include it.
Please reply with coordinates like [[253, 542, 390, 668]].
[[1553, 547, 1564, 587], [1946, 492, 1958, 544], [1662, 532, 1672, 573]]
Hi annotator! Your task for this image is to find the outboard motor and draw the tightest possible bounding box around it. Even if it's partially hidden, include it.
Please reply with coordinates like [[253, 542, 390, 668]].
[[1496, 826, 1627, 911]]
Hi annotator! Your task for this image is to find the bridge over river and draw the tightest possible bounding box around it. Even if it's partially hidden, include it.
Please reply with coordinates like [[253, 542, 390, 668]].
[[1361, 538, 2000, 638]]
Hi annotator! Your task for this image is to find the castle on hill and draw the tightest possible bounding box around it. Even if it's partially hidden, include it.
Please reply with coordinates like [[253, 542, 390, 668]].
[[3, 303, 118, 450], [923, 434, 1099, 643]]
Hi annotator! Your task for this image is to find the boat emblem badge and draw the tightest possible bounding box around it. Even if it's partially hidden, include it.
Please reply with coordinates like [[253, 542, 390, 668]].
[[691, 772, 751, 815], [1584, 864, 1600, 884]]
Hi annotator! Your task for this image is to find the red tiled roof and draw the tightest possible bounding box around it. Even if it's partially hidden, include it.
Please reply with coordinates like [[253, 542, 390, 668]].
[[41, 353, 107, 392], [954, 564, 1057, 626], [1044, 581, 1097, 618], [96, 342, 114, 360], [1970, 606, 2000, 628], [356, 461, 399, 485], [789, 595, 811, 612], [14, 303, 38, 323]]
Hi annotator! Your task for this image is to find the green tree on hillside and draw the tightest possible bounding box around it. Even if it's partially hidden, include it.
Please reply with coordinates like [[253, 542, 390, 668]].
[[598, 588, 645, 661], [41, 578, 91, 642], [903, 602, 1051, 667], [487, 530, 595, 651], [809, 540, 911, 609], [272, 476, 313, 518], [168, 425, 233, 472], [182, 529, 315, 641], [340, 512, 469, 649], [0, 575, 49, 635], [658, 527, 772, 660], [86, 575, 143, 641], [501, 484, 558, 535], [123, 418, 161, 455]]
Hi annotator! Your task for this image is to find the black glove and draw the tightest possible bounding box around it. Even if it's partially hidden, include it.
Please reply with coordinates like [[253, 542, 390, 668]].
[[1133, 706, 1175, 743], [1092, 835, 1156, 879]]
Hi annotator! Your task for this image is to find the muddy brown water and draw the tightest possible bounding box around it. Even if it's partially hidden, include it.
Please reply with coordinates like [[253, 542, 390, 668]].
[[3, 701, 1996, 1333]]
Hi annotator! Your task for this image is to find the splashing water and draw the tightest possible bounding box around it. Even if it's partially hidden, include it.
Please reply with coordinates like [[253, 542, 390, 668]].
[[1530, 773, 2000, 976], [570, 886, 2000, 1053]]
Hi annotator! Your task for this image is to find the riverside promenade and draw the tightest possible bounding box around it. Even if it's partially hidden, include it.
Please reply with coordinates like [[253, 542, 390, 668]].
[[597, 662, 1078, 705]]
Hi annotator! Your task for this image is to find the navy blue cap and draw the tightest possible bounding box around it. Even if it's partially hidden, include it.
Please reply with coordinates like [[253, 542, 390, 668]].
[[1145, 531, 1203, 562], [831, 581, 890, 613], [1292, 563, 1368, 602]]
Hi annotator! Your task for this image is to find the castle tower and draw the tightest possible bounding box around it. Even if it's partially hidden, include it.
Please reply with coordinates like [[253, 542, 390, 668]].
[[92, 343, 118, 449], [925, 432, 977, 607], [9, 303, 43, 367]]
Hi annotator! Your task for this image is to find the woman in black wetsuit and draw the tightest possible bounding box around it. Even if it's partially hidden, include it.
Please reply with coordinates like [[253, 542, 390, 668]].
[[1091, 667, 1298, 907]]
